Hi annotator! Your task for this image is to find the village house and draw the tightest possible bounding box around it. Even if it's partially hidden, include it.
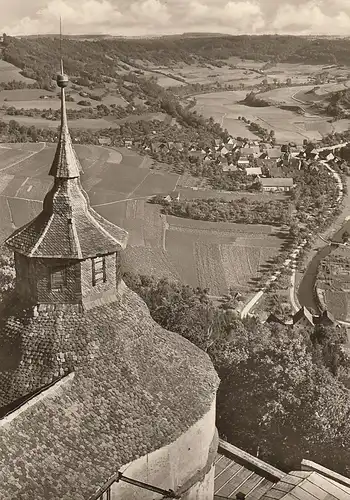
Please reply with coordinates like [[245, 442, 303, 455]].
[[314, 310, 337, 326], [98, 136, 112, 146], [222, 163, 238, 172], [261, 177, 294, 192], [241, 146, 260, 158], [308, 149, 319, 161], [319, 151, 335, 162], [293, 306, 314, 327], [259, 151, 269, 160], [220, 145, 229, 156], [237, 156, 250, 167], [266, 147, 282, 159], [265, 313, 286, 326], [163, 191, 180, 202], [246, 166, 262, 177]]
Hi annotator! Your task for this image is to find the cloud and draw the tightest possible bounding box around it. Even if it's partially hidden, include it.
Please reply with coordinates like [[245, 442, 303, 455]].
[[1, 0, 350, 36], [272, 1, 350, 34], [184, 1, 265, 32]]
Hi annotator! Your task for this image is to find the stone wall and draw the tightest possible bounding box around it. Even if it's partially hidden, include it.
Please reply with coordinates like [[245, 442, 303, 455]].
[[109, 397, 217, 500]]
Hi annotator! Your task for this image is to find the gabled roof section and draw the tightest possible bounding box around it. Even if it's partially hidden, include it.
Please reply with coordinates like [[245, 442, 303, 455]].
[[293, 306, 314, 326], [214, 440, 284, 500], [261, 470, 350, 500]]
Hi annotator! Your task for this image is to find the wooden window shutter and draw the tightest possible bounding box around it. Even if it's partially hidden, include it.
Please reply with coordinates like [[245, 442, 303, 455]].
[[92, 256, 106, 286], [51, 267, 67, 291]]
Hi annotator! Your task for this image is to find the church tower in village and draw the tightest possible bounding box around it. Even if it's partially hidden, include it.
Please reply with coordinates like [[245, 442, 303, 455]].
[[0, 58, 219, 499]]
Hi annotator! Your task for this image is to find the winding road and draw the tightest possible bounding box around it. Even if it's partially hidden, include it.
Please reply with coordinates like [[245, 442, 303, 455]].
[[241, 142, 348, 319]]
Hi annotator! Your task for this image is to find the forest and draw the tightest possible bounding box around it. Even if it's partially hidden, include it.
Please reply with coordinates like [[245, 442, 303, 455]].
[[3, 34, 350, 87]]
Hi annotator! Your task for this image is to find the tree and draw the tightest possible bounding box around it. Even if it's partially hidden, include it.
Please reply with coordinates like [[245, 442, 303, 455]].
[[0, 250, 15, 301], [342, 230, 350, 243]]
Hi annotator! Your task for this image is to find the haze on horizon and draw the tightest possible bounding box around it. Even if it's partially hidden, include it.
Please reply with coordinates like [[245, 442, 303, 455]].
[[0, 0, 348, 38]]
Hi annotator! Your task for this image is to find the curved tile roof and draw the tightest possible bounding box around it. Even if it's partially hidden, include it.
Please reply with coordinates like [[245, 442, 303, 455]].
[[0, 287, 219, 500], [5, 69, 128, 259], [5, 178, 128, 258]]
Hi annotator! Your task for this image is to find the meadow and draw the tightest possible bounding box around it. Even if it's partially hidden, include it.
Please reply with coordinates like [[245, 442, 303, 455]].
[[0, 112, 168, 130], [0, 60, 36, 84], [194, 88, 350, 143], [0, 142, 284, 295]]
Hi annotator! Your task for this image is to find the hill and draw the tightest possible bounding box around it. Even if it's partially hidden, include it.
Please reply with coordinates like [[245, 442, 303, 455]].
[[3, 35, 350, 86], [326, 89, 350, 117]]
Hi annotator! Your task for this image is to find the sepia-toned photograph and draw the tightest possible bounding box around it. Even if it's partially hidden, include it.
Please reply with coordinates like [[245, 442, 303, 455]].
[[1, 1, 350, 499]]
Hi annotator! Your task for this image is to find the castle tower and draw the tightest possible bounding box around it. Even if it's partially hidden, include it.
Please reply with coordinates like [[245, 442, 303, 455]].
[[5, 62, 128, 311], [0, 59, 219, 500]]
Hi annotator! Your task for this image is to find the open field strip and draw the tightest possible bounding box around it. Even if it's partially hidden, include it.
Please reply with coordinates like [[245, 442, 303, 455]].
[[0, 142, 46, 173], [0, 60, 35, 84]]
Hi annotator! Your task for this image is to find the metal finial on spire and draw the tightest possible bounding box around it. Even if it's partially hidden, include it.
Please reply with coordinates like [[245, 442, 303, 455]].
[[57, 17, 68, 88]]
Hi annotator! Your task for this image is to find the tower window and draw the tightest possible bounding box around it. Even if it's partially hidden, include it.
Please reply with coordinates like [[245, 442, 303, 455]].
[[50, 266, 67, 291], [92, 256, 106, 286]]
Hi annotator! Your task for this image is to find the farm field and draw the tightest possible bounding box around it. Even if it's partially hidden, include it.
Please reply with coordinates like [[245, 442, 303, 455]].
[[0, 142, 286, 295], [0, 60, 36, 84], [0, 88, 127, 111], [194, 90, 347, 143], [147, 62, 265, 87], [0, 111, 168, 130], [165, 217, 283, 295], [259, 82, 349, 106]]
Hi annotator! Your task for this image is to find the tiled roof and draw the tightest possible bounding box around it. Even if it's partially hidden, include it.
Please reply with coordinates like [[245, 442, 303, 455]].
[[5, 178, 128, 258], [215, 442, 350, 500], [0, 286, 219, 500], [246, 167, 262, 176], [49, 88, 82, 179], [261, 178, 293, 187], [5, 75, 128, 259], [293, 306, 314, 326], [261, 470, 350, 500], [266, 148, 282, 159], [214, 441, 284, 499]]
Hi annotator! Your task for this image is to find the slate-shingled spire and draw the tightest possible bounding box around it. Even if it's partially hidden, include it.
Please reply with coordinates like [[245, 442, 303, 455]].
[[5, 62, 128, 259], [49, 59, 82, 179]]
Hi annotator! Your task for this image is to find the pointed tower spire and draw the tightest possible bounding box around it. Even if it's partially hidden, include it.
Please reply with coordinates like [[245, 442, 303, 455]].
[[5, 19, 128, 264], [49, 19, 82, 179]]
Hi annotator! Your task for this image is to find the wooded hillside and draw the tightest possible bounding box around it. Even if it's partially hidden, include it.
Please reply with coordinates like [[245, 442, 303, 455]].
[[3, 34, 350, 85]]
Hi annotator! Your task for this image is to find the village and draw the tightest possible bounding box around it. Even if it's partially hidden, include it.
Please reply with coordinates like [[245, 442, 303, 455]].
[[118, 133, 349, 194]]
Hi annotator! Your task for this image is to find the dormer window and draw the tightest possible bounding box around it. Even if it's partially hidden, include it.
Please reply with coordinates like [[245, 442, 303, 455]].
[[92, 256, 106, 286], [50, 266, 67, 291]]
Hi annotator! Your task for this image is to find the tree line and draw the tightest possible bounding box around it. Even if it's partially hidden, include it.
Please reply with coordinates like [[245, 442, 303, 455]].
[[151, 196, 291, 226], [4, 34, 350, 87]]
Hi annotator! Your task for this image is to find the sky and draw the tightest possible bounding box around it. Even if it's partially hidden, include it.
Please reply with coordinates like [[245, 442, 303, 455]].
[[1, 0, 350, 37]]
